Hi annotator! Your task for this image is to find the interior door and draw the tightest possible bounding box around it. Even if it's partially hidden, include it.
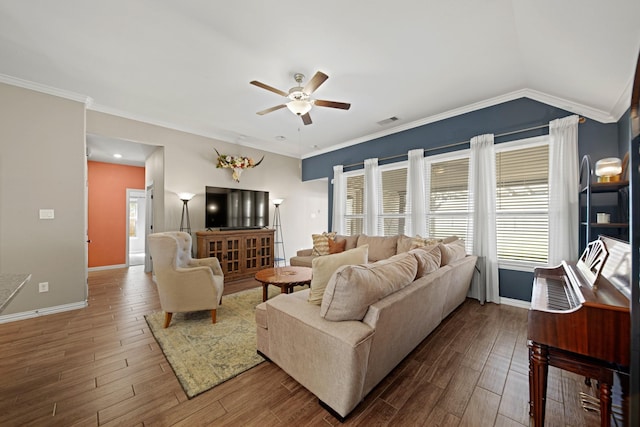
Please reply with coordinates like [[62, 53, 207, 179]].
[[126, 189, 146, 267], [145, 183, 154, 273]]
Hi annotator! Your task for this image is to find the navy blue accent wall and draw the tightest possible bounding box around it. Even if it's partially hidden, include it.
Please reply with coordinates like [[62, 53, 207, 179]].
[[499, 269, 534, 301], [618, 108, 631, 155], [301, 97, 622, 302]]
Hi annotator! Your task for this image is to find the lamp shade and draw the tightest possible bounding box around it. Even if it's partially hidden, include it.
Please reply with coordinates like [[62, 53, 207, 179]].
[[178, 192, 195, 201], [272, 198, 284, 206], [286, 100, 312, 116], [595, 157, 622, 182]]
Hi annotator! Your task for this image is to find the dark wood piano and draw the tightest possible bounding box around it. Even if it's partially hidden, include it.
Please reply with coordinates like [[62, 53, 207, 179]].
[[528, 236, 631, 426]]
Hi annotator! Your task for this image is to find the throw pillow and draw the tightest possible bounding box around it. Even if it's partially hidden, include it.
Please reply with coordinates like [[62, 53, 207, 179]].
[[311, 232, 337, 256], [328, 238, 346, 254], [396, 234, 413, 253], [308, 245, 368, 305], [439, 239, 467, 266], [442, 235, 459, 244], [356, 234, 399, 262], [410, 235, 442, 250], [320, 252, 418, 321], [409, 244, 441, 278]]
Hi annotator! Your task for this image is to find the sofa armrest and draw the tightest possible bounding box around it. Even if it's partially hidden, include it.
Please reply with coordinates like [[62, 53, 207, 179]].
[[296, 248, 313, 256], [265, 294, 374, 417]]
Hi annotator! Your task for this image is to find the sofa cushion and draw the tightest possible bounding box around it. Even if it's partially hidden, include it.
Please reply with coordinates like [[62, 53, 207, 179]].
[[439, 239, 467, 266], [320, 252, 418, 321], [308, 245, 369, 305], [336, 234, 359, 251], [328, 238, 346, 254], [396, 234, 413, 253], [312, 232, 337, 256], [409, 244, 441, 278], [356, 234, 398, 262]]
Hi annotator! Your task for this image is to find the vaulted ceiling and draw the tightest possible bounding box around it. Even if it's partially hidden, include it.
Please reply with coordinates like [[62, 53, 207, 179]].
[[1, 0, 639, 161]]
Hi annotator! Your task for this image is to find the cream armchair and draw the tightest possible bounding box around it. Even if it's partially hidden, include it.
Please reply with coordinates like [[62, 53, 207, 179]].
[[148, 231, 224, 328]]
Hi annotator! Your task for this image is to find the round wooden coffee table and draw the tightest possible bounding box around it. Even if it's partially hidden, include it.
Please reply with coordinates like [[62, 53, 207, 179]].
[[255, 266, 312, 302]]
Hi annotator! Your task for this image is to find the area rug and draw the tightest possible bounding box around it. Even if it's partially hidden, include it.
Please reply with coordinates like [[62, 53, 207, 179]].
[[145, 286, 278, 398]]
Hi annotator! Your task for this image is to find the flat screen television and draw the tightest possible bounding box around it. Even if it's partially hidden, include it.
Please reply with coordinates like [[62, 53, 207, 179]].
[[205, 186, 269, 230]]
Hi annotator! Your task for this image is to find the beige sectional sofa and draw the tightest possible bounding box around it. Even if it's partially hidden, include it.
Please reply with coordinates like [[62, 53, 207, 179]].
[[255, 235, 477, 419], [289, 233, 414, 268]]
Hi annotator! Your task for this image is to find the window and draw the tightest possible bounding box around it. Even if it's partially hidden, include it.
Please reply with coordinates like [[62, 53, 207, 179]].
[[426, 154, 471, 248], [129, 199, 138, 237], [335, 135, 550, 269], [379, 165, 408, 236], [344, 173, 364, 235], [495, 137, 549, 266]]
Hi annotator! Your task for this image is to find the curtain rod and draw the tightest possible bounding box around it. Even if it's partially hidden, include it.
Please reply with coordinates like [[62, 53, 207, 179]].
[[342, 116, 586, 169]]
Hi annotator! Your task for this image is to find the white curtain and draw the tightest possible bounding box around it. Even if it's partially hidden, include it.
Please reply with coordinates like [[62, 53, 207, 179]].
[[364, 158, 380, 235], [548, 115, 580, 264], [407, 149, 426, 236], [332, 165, 345, 234], [469, 134, 499, 304]]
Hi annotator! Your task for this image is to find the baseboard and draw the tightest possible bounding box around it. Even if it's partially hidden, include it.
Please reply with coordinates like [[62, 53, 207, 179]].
[[500, 297, 531, 309], [88, 264, 127, 272], [0, 301, 87, 324]]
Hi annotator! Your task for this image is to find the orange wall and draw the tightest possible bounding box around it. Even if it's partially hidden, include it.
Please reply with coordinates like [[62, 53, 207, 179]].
[[88, 161, 145, 267]]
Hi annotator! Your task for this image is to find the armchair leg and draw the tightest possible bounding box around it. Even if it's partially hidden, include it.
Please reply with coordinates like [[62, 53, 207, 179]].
[[163, 312, 173, 328], [211, 309, 217, 324]]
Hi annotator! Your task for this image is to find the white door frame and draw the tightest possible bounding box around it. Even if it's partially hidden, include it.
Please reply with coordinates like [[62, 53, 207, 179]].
[[126, 188, 146, 267], [145, 183, 154, 273]]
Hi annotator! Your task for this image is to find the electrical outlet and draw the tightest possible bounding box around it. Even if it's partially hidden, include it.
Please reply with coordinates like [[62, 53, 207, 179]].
[[39, 282, 49, 293]]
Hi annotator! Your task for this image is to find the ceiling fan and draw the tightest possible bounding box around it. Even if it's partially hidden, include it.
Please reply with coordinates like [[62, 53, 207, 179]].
[[250, 71, 351, 125]]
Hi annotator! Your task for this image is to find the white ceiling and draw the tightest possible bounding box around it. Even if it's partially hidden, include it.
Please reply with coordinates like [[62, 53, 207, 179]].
[[1, 0, 640, 162]]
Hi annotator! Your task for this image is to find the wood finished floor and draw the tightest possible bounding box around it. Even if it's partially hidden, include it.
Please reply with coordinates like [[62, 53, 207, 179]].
[[0, 266, 601, 426]]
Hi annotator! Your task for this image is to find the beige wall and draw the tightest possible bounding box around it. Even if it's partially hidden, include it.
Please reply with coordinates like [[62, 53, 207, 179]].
[[86, 111, 328, 261], [0, 83, 87, 314], [0, 80, 327, 318]]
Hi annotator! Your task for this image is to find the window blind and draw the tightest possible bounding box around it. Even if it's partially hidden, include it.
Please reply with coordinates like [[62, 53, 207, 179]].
[[379, 167, 408, 236], [345, 174, 364, 236], [495, 144, 549, 263], [427, 157, 470, 242]]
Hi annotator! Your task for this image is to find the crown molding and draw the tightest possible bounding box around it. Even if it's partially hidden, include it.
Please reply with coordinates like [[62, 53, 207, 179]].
[[303, 88, 621, 159], [610, 73, 635, 121], [1, 72, 627, 159], [523, 89, 617, 123], [304, 90, 531, 158], [88, 103, 300, 159], [0, 73, 93, 105]]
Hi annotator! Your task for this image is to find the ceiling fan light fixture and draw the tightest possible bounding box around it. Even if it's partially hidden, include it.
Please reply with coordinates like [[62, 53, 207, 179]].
[[286, 100, 312, 116]]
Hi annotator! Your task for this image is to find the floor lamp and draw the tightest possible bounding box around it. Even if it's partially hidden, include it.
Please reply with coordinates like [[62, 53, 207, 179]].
[[178, 192, 194, 234], [272, 198, 285, 267]]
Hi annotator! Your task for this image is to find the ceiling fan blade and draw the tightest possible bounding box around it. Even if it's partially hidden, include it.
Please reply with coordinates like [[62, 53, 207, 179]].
[[250, 80, 288, 97], [256, 104, 286, 115], [314, 99, 351, 110], [303, 71, 328, 94], [301, 113, 312, 125]]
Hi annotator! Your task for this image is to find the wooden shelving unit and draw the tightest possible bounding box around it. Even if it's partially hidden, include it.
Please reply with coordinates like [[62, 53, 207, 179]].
[[579, 155, 629, 246]]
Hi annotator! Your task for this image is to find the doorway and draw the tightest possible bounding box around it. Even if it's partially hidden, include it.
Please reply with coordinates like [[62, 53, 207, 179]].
[[126, 189, 146, 266]]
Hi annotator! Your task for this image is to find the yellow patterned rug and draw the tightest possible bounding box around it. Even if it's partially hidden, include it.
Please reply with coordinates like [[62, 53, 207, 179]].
[[145, 286, 278, 398]]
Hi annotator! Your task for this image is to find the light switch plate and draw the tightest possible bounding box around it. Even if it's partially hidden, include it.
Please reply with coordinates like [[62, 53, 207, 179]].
[[39, 209, 54, 219]]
